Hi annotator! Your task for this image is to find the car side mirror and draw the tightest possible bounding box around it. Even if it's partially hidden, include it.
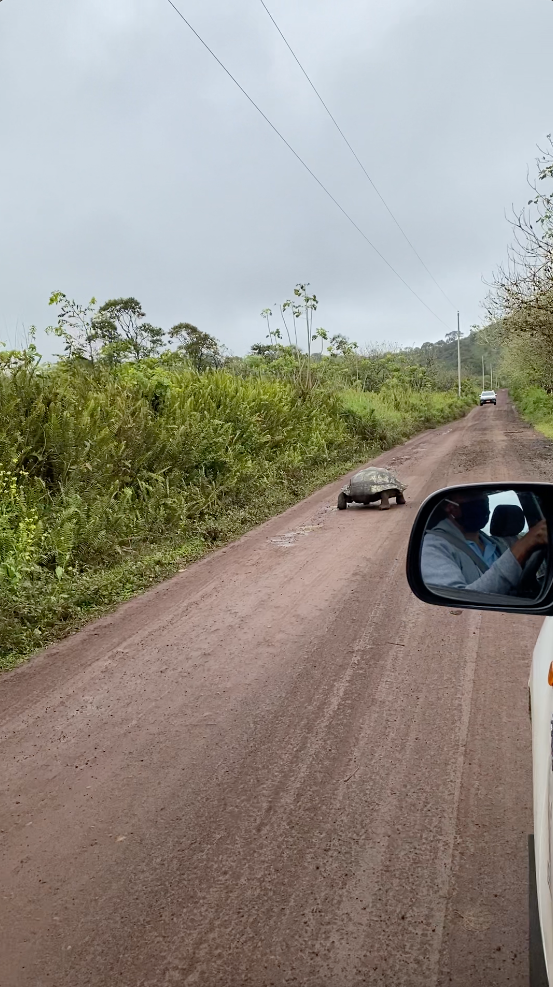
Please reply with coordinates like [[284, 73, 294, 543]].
[[406, 482, 553, 614]]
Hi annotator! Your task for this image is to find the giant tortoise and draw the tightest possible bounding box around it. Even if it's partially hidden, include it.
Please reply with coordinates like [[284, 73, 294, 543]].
[[337, 467, 406, 511]]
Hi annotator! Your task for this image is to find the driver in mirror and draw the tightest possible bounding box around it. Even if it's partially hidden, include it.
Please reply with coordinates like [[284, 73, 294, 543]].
[[421, 492, 548, 595]]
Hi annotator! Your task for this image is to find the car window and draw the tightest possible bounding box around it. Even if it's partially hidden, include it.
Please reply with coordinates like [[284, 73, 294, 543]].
[[483, 490, 529, 535]]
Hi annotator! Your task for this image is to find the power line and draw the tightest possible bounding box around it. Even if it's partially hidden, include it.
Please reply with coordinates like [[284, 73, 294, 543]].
[[258, 0, 457, 312], [164, 0, 453, 332]]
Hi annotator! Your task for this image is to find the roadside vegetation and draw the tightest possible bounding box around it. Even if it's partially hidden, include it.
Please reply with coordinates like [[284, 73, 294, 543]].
[[0, 285, 475, 668], [479, 135, 553, 431]]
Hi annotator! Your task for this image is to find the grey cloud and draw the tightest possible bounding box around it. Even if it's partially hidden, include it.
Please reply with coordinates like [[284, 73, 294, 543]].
[[1, 0, 552, 357]]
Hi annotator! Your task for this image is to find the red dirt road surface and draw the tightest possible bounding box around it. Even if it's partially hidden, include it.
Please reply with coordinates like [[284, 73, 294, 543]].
[[2, 390, 552, 986]]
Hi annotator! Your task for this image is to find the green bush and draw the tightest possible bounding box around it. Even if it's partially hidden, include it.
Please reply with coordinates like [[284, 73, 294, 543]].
[[0, 359, 473, 667], [511, 385, 553, 439], [339, 386, 474, 446]]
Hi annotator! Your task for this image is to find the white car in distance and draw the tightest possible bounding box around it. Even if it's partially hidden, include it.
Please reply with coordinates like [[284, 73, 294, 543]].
[[480, 389, 497, 406]]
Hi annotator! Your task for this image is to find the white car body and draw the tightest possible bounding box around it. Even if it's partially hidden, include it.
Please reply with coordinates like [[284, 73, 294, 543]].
[[530, 615, 553, 981], [480, 390, 497, 405]]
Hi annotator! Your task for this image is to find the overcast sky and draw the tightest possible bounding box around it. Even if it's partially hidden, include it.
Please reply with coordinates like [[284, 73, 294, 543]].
[[1, 0, 552, 358]]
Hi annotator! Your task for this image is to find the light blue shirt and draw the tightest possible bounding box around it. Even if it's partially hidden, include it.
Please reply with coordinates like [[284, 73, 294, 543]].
[[465, 534, 501, 567]]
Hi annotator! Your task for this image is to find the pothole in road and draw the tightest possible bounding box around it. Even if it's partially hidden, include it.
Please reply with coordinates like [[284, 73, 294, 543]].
[[457, 904, 493, 931], [269, 523, 323, 548]]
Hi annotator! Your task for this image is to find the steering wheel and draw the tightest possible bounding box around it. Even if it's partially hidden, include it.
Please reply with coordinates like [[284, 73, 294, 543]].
[[518, 547, 548, 598]]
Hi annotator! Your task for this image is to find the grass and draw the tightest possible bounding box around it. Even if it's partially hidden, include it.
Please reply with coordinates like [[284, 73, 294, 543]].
[[510, 386, 553, 439], [0, 451, 376, 673], [0, 363, 475, 671]]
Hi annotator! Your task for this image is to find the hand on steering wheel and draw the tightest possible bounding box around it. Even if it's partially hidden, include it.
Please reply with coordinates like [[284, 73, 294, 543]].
[[518, 546, 548, 598]]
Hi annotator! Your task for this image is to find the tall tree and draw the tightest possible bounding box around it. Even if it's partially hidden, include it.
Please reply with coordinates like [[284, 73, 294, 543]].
[[169, 323, 223, 371], [93, 298, 164, 362], [47, 291, 100, 362]]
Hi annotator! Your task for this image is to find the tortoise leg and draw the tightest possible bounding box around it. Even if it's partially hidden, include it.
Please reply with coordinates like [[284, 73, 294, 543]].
[[337, 491, 348, 510], [395, 491, 406, 505], [379, 491, 391, 510]]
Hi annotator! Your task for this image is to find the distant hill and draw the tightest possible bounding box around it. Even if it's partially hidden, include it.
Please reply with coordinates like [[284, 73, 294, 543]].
[[404, 329, 501, 387]]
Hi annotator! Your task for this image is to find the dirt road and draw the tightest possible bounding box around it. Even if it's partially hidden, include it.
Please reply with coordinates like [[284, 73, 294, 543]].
[[2, 390, 552, 987]]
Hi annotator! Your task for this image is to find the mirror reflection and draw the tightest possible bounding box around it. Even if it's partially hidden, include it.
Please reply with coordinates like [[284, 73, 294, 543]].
[[421, 488, 549, 601]]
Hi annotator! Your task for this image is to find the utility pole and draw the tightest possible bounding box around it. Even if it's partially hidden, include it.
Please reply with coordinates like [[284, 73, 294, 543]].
[[457, 311, 461, 397], [490, 365, 493, 390], [482, 354, 485, 391]]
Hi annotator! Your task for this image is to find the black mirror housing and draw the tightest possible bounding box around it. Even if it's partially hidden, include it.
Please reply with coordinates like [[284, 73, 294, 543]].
[[406, 482, 553, 615]]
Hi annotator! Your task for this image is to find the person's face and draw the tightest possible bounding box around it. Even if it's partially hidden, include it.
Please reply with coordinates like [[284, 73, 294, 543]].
[[445, 493, 490, 533]]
